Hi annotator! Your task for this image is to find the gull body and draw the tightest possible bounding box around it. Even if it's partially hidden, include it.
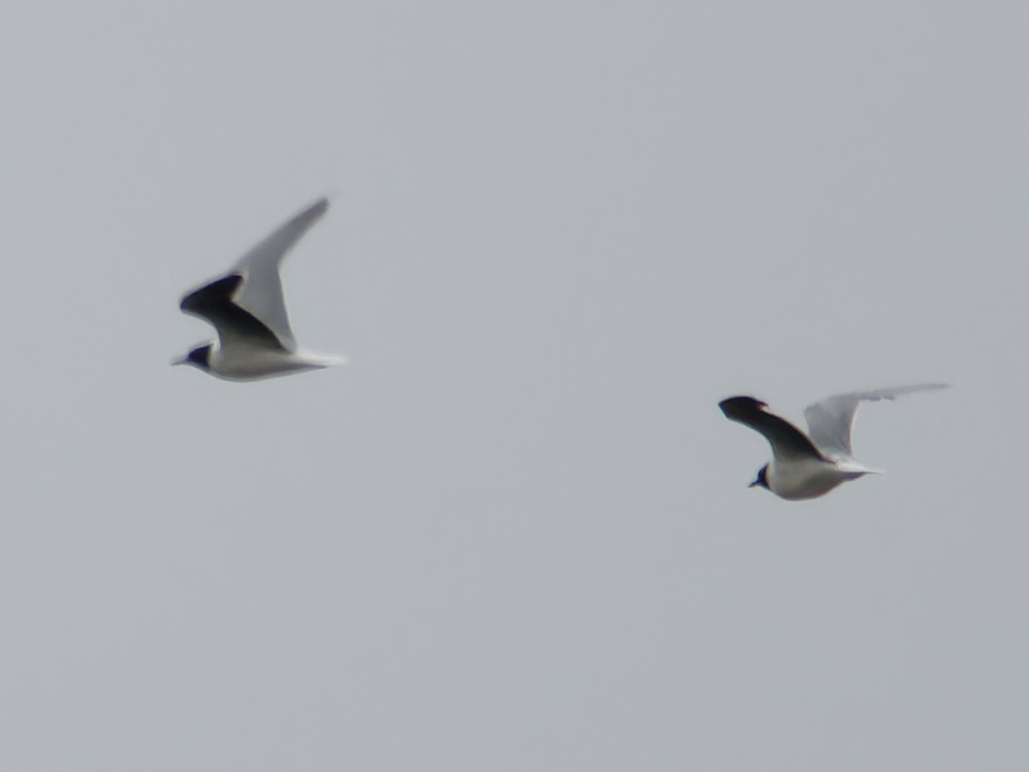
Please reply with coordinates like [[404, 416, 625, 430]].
[[719, 384, 948, 500], [175, 198, 345, 381]]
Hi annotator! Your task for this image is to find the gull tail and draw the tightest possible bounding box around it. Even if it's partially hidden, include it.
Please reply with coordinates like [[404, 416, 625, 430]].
[[838, 459, 883, 476], [299, 351, 348, 368]]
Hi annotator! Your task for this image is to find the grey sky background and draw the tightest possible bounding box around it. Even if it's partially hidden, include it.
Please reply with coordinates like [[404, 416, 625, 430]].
[[0, 2, 1025, 770]]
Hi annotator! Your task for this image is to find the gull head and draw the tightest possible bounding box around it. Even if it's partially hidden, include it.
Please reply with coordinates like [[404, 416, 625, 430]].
[[749, 464, 770, 490], [173, 344, 213, 371]]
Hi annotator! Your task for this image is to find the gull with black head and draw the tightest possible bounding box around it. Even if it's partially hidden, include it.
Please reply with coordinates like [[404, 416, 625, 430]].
[[174, 198, 345, 381], [719, 384, 948, 500]]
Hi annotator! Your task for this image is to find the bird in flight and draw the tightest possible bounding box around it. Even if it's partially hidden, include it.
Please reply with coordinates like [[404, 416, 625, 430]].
[[174, 198, 345, 381], [719, 384, 948, 500]]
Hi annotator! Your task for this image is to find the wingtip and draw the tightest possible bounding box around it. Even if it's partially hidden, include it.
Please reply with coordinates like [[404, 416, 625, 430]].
[[278, 197, 330, 230], [718, 396, 769, 420], [302, 196, 330, 219], [880, 382, 952, 402], [898, 382, 950, 391]]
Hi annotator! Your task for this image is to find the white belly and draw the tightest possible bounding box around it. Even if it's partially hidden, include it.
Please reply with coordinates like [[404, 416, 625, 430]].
[[768, 457, 870, 500], [209, 345, 328, 381]]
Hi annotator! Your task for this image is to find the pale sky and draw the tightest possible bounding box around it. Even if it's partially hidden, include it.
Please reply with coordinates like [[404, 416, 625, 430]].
[[0, 2, 1025, 770]]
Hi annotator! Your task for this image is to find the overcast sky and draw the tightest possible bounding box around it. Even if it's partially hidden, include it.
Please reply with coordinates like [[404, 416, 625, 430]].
[[0, 1, 1025, 770]]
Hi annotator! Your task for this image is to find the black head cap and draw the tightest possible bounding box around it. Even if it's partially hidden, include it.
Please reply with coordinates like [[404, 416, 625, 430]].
[[185, 344, 213, 370], [749, 464, 770, 490]]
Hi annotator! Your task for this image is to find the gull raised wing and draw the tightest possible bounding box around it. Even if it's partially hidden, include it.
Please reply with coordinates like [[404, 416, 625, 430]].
[[228, 197, 330, 351], [803, 384, 949, 459]]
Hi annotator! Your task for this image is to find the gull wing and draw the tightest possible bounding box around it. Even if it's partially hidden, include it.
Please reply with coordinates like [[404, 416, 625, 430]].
[[803, 384, 949, 459], [719, 396, 826, 461], [180, 275, 287, 352], [228, 198, 330, 351]]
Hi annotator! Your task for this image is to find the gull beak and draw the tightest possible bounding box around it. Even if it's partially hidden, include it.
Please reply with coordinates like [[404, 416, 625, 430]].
[[171, 354, 191, 366]]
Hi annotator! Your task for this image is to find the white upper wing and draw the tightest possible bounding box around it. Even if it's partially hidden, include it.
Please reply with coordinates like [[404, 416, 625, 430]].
[[229, 198, 330, 351], [803, 384, 949, 459]]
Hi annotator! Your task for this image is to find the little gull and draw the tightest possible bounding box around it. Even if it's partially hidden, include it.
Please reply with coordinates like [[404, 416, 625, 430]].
[[719, 384, 948, 500], [174, 198, 345, 381]]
